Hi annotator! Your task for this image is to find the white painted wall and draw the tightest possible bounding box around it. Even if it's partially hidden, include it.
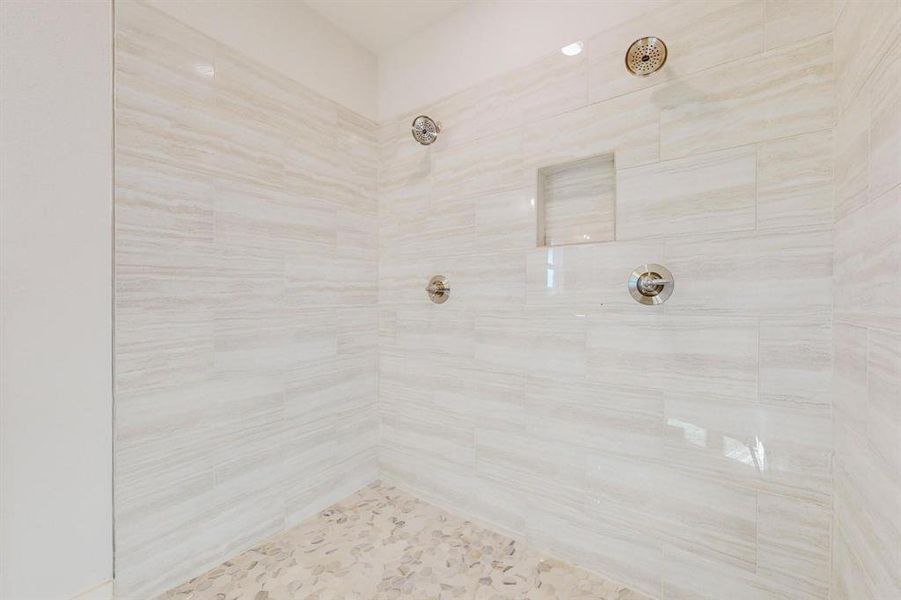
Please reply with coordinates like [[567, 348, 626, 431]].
[[0, 1, 114, 598], [147, 0, 379, 121], [378, 0, 645, 119]]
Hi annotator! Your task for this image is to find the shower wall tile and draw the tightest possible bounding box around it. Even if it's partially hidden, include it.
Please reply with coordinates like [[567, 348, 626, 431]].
[[474, 187, 537, 252], [832, 323, 868, 456], [832, 2, 901, 598], [516, 50, 590, 124], [657, 470, 758, 572], [423, 50, 589, 152], [659, 34, 833, 160], [867, 29, 901, 200], [661, 544, 778, 600], [834, 185, 901, 331], [378, 1, 840, 598], [474, 308, 587, 378], [757, 130, 834, 231], [866, 328, 901, 481], [765, 0, 834, 50], [663, 395, 833, 507], [831, 519, 874, 600], [833, 446, 901, 599], [833, 0, 900, 116], [834, 87, 870, 220], [527, 497, 665, 598], [586, 314, 759, 402], [588, 0, 765, 104], [664, 228, 833, 317], [451, 251, 527, 308], [757, 491, 831, 599], [616, 146, 757, 240], [115, 1, 378, 597], [523, 377, 664, 461], [758, 317, 832, 408], [523, 88, 660, 171], [431, 131, 523, 200]]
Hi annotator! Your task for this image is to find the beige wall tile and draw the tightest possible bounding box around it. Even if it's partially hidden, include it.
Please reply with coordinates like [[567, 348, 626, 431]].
[[664, 228, 833, 317], [431, 131, 524, 200], [757, 492, 831, 599], [586, 314, 759, 401], [474, 188, 537, 252], [617, 147, 757, 240], [115, 2, 379, 596], [663, 394, 832, 506], [759, 318, 832, 407], [834, 0, 900, 116], [868, 30, 901, 200], [834, 88, 870, 220], [377, 5, 839, 599], [659, 35, 833, 160], [523, 88, 660, 171], [831, 8, 901, 591], [867, 329, 901, 481], [765, 0, 834, 50], [834, 185, 901, 330], [757, 130, 834, 231]]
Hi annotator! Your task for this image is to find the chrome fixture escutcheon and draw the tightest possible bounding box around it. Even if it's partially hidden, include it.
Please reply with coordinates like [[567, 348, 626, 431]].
[[628, 264, 674, 305], [426, 275, 451, 304]]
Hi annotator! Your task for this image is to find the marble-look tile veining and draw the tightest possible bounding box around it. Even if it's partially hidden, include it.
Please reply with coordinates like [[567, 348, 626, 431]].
[[161, 482, 649, 600], [377, 3, 840, 599], [832, 2, 901, 598], [115, 1, 379, 596]]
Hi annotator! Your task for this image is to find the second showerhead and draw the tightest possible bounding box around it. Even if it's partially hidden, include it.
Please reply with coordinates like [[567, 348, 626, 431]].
[[625, 37, 667, 76], [411, 115, 441, 145]]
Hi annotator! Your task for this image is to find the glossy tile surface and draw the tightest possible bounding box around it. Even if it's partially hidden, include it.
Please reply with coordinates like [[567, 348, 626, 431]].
[[114, 2, 378, 597], [378, 2, 836, 599], [160, 482, 648, 600]]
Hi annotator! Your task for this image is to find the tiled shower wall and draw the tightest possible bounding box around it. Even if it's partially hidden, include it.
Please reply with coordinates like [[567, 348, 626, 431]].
[[113, 2, 378, 595], [378, 1, 836, 598], [831, 1, 901, 598]]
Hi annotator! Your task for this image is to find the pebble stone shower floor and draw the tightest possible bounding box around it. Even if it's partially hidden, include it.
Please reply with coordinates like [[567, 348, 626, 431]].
[[160, 482, 649, 600]]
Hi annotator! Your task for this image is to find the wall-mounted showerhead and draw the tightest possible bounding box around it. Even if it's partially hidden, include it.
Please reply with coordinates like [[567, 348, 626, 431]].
[[412, 115, 441, 145], [625, 37, 667, 76]]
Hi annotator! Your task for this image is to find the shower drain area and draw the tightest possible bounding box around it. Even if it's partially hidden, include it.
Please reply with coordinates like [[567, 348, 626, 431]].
[[537, 153, 616, 247]]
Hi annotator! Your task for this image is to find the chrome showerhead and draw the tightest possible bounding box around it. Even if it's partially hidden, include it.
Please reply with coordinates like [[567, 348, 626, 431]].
[[411, 115, 441, 145], [625, 37, 667, 76]]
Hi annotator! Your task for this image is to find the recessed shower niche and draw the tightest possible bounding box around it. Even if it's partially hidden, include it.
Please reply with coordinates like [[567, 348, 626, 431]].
[[536, 153, 616, 247]]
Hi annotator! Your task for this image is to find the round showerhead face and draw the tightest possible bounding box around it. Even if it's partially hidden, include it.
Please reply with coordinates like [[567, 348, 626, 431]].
[[625, 37, 667, 76], [411, 115, 440, 145]]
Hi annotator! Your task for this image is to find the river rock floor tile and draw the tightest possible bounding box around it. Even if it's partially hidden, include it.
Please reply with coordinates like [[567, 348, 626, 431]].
[[160, 481, 649, 600]]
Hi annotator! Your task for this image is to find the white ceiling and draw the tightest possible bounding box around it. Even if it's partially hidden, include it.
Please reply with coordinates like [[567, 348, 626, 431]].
[[304, 0, 471, 54]]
